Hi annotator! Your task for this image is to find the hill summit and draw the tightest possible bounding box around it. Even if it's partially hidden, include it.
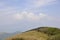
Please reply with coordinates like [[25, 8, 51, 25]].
[[6, 27, 60, 40]]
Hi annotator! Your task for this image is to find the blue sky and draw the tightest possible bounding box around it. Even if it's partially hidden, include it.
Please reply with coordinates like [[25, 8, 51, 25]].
[[0, 0, 60, 33]]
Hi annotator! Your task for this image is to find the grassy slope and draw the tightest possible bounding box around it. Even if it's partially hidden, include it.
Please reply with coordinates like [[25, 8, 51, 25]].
[[6, 27, 60, 40], [7, 31, 48, 40]]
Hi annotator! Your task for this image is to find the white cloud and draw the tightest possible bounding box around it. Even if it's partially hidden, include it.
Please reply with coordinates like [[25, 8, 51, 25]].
[[13, 13, 24, 20], [39, 13, 47, 18], [27, 0, 57, 8], [12, 11, 48, 21]]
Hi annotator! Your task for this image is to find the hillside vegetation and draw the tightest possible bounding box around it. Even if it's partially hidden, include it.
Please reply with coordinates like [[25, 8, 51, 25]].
[[6, 27, 60, 40]]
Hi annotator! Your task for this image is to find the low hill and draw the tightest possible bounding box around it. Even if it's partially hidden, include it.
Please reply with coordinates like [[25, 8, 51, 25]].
[[0, 33, 11, 40], [6, 27, 60, 40]]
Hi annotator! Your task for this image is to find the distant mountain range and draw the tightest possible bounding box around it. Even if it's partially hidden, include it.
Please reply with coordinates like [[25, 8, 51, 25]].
[[0, 31, 21, 40]]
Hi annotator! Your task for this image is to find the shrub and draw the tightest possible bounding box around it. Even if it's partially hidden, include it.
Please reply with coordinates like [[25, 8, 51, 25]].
[[48, 34, 60, 40], [12, 38, 24, 40]]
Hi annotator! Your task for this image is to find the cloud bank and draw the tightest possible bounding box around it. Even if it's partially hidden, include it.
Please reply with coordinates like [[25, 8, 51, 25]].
[[13, 11, 50, 21], [0, 0, 59, 32]]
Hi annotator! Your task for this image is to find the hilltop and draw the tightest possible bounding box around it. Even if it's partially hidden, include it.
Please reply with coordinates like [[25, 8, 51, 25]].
[[6, 27, 60, 40]]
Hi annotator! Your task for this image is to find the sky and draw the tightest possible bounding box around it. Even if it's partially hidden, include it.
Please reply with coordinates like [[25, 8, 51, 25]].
[[0, 0, 60, 33]]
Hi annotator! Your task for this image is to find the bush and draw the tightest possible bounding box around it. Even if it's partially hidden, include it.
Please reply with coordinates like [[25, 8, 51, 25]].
[[12, 38, 24, 40], [48, 34, 60, 40], [36, 27, 60, 36]]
